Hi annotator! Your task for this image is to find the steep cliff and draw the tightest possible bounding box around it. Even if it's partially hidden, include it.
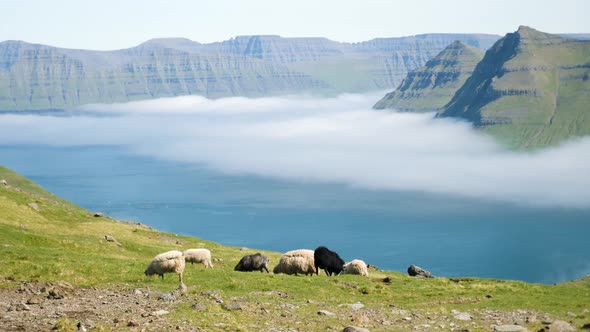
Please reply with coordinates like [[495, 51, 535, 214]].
[[439, 26, 590, 148], [373, 41, 483, 111], [0, 34, 499, 111]]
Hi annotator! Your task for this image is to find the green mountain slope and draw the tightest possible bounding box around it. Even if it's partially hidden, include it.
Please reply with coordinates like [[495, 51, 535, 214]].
[[0, 34, 499, 111], [439, 26, 590, 149], [1, 166, 589, 330], [373, 41, 483, 111]]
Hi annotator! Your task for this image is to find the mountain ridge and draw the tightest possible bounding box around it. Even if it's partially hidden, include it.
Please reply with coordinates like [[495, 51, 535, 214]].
[[0, 33, 500, 111], [373, 41, 484, 111], [439, 26, 590, 148]]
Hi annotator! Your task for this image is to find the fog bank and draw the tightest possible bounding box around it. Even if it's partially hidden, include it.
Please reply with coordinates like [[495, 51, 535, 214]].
[[1, 93, 589, 208]]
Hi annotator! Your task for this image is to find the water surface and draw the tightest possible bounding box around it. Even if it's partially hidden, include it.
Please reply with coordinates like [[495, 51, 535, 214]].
[[1, 144, 588, 284]]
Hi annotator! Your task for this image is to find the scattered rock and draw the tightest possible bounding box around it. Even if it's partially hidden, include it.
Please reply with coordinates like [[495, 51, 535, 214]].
[[453, 312, 472, 321], [240, 247, 249, 251], [14, 303, 31, 311], [158, 293, 176, 302], [317, 310, 335, 316], [127, 321, 139, 327], [582, 308, 589, 314], [350, 302, 365, 310], [540, 320, 576, 332], [176, 283, 188, 295], [27, 296, 44, 305], [134, 289, 143, 296], [93, 212, 103, 217], [407, 264, 434, 278], [104, 235, 123, 247], [566, 312, 577, 317], [213, 258, 223, 262], [223, 302, 242, 311], [1, 179, 7, 186], [152, 310, 169, 316], [493, 325, 528, 331], [343, 327, 370, 332], [403, 316, 412, 321], [27, 203, 40, 212], [191, 303, 207, 312]]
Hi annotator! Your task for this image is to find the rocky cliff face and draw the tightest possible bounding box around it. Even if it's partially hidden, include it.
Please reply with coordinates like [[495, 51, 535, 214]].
[[373, 41, 483, 111], [439, 26, 590, 148], [0, 34, 499, 111]]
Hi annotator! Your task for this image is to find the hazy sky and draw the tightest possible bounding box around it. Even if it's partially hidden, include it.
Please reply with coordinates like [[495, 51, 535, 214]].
[[0, 0, 588, 50], [1, 93, 589, 208]]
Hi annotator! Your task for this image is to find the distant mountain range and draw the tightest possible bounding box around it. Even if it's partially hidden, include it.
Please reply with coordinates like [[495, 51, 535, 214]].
[[373, 41, 483, 111], [0, 34, 499, 111], [376, 27, 590, 149]]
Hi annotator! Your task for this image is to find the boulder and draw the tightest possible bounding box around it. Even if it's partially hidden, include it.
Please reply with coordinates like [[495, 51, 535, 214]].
[[27, 203, 40, 212], [318, 310, 335, 316], [407, 264, 434, 278], [223, 301, 242, 311], [540, 320, 576, 332], [343, 327, 370, 332]]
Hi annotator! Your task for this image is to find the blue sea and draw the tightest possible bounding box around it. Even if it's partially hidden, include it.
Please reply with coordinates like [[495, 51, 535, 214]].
[[1, 144, 588, 284]]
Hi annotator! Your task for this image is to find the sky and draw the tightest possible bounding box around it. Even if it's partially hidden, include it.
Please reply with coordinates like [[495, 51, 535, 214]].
[[1, 93, 589, 209], [0, 0, 588, 50]]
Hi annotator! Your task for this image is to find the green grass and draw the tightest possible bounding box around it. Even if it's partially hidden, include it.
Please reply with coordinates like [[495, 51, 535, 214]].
[[1, 165, 589, 331]]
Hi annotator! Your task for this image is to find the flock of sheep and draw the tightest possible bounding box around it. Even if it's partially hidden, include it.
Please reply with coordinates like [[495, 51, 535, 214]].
[[144, 246, 369, 284]]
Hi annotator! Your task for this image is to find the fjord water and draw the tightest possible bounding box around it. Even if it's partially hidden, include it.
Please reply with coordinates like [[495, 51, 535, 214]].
[[1, 144, 589, 284]]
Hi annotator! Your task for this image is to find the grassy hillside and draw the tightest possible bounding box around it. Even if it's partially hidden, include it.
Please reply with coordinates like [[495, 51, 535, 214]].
[[1, 166, 589, 331], [373, 41, 483, 111], [439, 26, 590, 149]]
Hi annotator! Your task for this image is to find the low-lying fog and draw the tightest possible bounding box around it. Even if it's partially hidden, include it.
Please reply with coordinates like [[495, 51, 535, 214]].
[[1, 92, 589, 208]]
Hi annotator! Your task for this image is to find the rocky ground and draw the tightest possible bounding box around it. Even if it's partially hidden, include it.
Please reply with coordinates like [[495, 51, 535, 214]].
[[0, 280, 585, 332]]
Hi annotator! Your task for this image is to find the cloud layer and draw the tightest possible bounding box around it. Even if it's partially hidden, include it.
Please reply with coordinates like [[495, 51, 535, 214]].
[[1, 93, 590, 208]]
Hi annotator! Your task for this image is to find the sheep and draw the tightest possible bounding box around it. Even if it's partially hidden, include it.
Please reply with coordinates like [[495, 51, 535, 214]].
[[234, 253, 270, 273], [314, 246, 345, 276], [144, 250, 185, 283], [272, 249, 316, 275], [183, 248, 213, 269], [341, 259, 369, 276]]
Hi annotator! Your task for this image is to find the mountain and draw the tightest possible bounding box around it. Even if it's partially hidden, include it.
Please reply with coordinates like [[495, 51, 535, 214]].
[[439, 26, 590, 148], [0, 34, 499, 111], [373, 41, 483, 111]]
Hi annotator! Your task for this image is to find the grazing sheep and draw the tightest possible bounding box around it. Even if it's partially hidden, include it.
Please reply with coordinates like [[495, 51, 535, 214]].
[[341, 259, 369, 276], [183, 248, 213, 269], [273, 249, 316, 275], [144, 250, 185, 283], [314, 246, 345, 276], [235, 253, 270, 273]]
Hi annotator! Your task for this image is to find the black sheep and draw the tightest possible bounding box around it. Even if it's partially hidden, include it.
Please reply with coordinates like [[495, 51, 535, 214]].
[[314, 246, 345, 276], [234, 253, 270, 273]]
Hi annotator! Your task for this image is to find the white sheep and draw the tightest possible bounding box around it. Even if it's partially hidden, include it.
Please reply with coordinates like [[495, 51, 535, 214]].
[[341, 259, 369, 276], [183, 248, 213, 269], [272, 249, 316, 275], [144, 250, 185, 283]]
